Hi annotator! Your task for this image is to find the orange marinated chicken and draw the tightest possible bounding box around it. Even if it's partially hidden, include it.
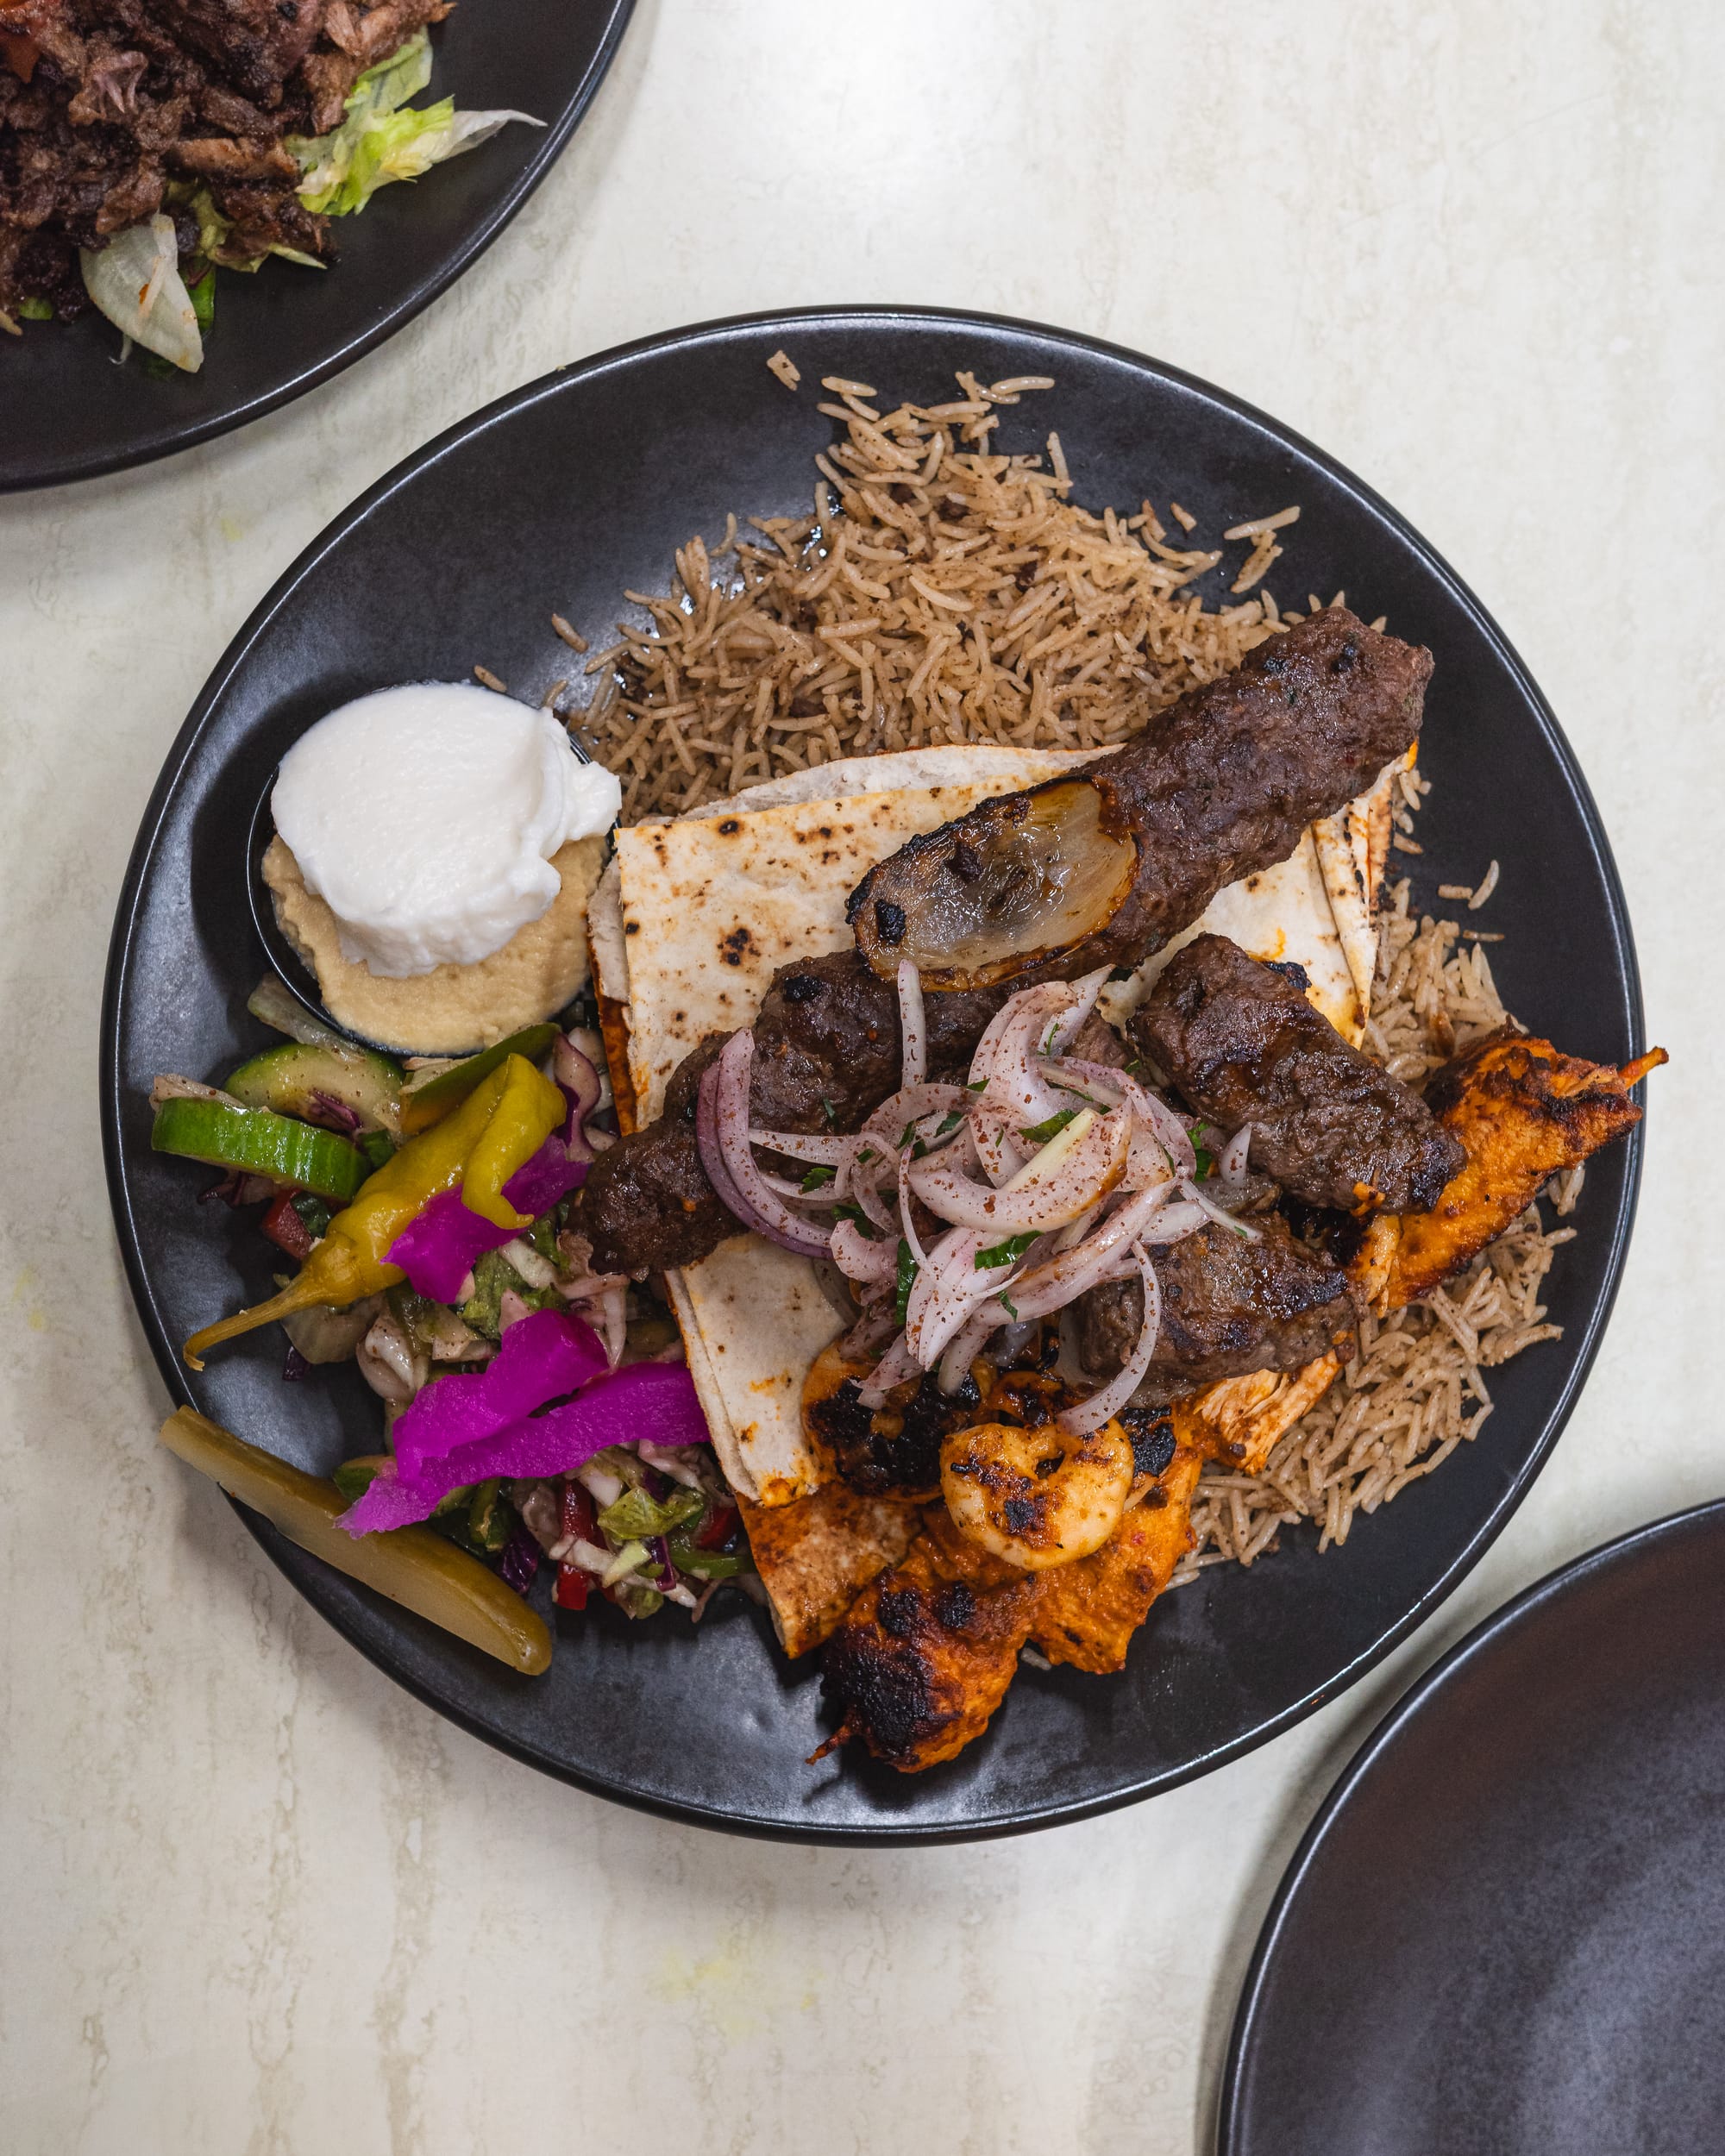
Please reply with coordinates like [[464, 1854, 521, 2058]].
[[816, 1507, 1038, 1771], [1354, 1030, 1665, 1311], [1028, 1440, 1202, 1673]]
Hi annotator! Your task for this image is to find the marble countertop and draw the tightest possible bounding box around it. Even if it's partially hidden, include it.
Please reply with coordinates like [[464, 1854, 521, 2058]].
[[3, 3, 1719, 2147]]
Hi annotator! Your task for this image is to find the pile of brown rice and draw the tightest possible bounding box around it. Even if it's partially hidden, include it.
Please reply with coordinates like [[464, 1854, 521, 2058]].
[[565, 356, 1578, 1582], [1172, 879, 1583, 1581], [565, 369, 1369, 822]]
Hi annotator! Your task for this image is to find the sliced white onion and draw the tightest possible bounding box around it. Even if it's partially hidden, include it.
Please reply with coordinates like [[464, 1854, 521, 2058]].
[[1058, 1242, 1162, 1433], [896, 958, 927, 1088], [1057, 1057, 1196, 1182], [1218, 1125, 1254, 1188], [968, 1100, 1028, 1188], [1135, 1198, 1211, 1245], [1179, 1175, 1264, 1240], [80, 215, 204, 372]]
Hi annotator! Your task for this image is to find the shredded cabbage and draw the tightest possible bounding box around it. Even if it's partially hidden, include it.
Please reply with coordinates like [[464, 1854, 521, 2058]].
[[290, 31, 542, 217], [79, 214, 204, 373]]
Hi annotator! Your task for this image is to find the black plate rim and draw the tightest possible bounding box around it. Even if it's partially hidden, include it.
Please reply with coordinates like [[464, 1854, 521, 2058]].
[[1214, 1497, 1725, 2153], [100, 303, 1648, 1841], [5, 0, 636, 496]]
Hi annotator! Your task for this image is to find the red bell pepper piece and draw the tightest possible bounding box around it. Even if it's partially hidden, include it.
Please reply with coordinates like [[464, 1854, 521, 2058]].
[[260, 1190, 315, 1261], [695, 1501, 740, 1552], [555, 1481, 597, 1610]]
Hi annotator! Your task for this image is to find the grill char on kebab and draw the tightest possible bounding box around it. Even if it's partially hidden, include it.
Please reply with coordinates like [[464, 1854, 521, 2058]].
[[1133, 932, 1466, 1214], [847, 605, 1432, 989], [573, 608, 1432, 1279]]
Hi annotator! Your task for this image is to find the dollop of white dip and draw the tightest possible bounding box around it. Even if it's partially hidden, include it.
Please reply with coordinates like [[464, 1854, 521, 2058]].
[[272, 683, 621, 978]]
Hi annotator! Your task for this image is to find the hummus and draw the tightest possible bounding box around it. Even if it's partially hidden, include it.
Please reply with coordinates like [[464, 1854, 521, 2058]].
[[264, 833, 606, 1055]]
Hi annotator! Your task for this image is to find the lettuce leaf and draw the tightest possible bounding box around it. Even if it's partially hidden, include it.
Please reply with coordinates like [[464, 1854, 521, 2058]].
[[290, 32, 542, 218]]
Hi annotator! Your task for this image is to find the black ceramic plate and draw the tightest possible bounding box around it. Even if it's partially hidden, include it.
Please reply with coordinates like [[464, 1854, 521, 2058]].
[[102, 307, 1651, 1841], [1220, 1503, 1725, 2155], [1, 0, 633, 493]]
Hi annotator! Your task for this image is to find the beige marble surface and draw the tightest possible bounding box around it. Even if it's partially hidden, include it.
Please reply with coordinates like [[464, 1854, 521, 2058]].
[[3, 3, 1720, 2148]]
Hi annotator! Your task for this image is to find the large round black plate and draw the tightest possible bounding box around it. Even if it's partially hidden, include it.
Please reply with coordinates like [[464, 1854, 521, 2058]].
[[1220, 1503, 1725, 2154], [101, 307, 1650, 1840], [2, 0, 633, 493]]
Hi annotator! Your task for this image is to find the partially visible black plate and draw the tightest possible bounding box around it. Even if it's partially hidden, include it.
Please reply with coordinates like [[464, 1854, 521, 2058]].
[[102, 306, 1650, 1840], [1220, 1503, 1725, 2155], [1, 0, 633, 493]]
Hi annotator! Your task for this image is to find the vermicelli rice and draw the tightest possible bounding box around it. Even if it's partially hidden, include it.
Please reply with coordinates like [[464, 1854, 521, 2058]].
[[568, 360, 1578, 1581]]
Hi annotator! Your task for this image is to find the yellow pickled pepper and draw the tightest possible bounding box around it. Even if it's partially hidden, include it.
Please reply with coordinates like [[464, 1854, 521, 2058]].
[[183, 1054, 566, 1368]]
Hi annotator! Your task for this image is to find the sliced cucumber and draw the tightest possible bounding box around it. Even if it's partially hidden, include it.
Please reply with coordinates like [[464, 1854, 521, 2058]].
[[398, 1023, 560, 1135], [152, 1096, 367, 1203], [226, 1040, 404, 1138]]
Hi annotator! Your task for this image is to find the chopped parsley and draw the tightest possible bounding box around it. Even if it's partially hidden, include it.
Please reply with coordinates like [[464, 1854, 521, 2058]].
[[800, 1163, 836, 1191], [1019, 1108, 1077, 1146], [834, 1201, 880, 1239], [1190, 1122, 1214, 1179], [975, 1232, 1038, 1269], [894, 1239, 919, 1326], [934, 1109, 965, 1138], [856, 1146, 876, 1164], [966, 1078, 988, 1093], [819, 1095, 837, 1126], [999, 1293, 1019, 1319]]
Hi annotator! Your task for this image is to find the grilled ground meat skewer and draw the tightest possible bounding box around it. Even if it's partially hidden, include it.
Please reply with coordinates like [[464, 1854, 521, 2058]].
[[1134, 932, 1466, 1213], [579, 614, 1437, 1279], [847, 607, 1432, 990], [1075, 1213, 1358, 1395]]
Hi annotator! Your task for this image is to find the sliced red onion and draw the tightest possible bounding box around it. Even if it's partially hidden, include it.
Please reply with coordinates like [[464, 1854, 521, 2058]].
[[969, 1101, 1028, 1188], [1058, 1242, 1161, 1433], [1179, 1175, 1264, 1239], [1057, 1057, 1195, 1182], [831, 1216, 898, 1285], [555, 1036, 604, 1163], [1218, 1124, 1254, 1188], [937, 1298, 1012, 1393], [904, 1225, 1003, 1366], [696, 1035, 833, 1259], [749, 1128, 850, 1165], [1044, 966, 1113, 1054], [857, 1082, 972, 1151], [906, 1105, 1129, 1233], [896, 958, 927, 1088], [978, 987, 1072, 1126], [857, 1330, 919, 1408], [997, 1181, 1174, 1321]]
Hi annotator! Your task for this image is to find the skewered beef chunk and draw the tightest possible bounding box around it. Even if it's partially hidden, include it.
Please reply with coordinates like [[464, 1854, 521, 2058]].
[[848, 609, 1432, 990], [576, 951, 1006, 1276], [1075, 1214, 1357, 1394], [1134, 933, 1466, 1213]]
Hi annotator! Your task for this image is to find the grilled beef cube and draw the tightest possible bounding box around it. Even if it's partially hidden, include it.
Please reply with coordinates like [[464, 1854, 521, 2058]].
[[1076, 1215, 1357, 1394], [1134, 932, 1465, 1213]]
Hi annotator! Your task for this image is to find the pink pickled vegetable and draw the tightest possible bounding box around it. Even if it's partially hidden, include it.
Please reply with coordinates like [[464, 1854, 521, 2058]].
[[391, 1307, 606, 1482], [387, 1138, 588, 1302], [340, 1363, 711, 1535]]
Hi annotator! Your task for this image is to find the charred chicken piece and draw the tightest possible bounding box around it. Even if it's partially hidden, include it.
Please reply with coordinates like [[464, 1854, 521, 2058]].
[[818, 1508, 1038, 1772], [847, 609, 1431, 990], [1134, 932, 1465, 1213], [1355, 1031, 1666, 1310], [1076, 1213, 1358, 1395]]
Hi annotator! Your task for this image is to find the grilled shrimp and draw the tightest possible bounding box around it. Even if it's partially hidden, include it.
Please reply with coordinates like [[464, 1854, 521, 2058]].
[[940, 1417, 1134, 1570]]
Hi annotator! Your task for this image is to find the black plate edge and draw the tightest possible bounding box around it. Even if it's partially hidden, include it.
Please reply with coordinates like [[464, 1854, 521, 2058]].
[[1214, 1497, 1725, 2153], [7, 0, 636, 496], [100, 304, 1651, 1842]]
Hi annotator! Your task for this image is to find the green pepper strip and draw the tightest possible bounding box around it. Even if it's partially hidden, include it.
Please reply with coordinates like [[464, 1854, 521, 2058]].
[[183, 1054, 564, 1368]]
